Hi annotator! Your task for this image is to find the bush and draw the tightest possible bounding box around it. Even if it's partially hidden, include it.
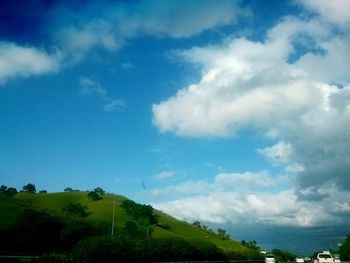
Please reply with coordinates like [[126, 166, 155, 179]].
[[62, 202, 90, 217]]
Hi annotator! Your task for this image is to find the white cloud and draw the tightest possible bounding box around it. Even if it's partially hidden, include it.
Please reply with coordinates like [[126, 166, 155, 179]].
[[58, 20, 122, 63], [79, 77, 108, 98], [0, 42, 60, 84], [55, 0, 247, 62], [151, 180, 209, 198], [152, 16, 350, 197], [103, 99, 126, 112], [152, 175, 350, 227], [153, 171, 175, 180], [299, 0, 350, 26], [150, 171, 291, 199], [79, 77, 126, 112], [258, 142, 304, 173], [118, 0, 249, 38]]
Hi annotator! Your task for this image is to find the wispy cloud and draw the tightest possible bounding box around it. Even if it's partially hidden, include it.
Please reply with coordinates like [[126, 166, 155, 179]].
[[79, 77, 126, 112], [53, 0, 248, 63], [153, 171, 175, 180]]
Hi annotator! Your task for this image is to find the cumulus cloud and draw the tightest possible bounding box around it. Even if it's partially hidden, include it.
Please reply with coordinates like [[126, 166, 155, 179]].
[[0, 42, 60, 84], [152, 173, 350, 227], [152, 14, 350, 215], [298, 0, 350, 26]]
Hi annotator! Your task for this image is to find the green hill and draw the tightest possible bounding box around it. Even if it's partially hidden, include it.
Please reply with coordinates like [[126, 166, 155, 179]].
[[0, 191, 261, 261]]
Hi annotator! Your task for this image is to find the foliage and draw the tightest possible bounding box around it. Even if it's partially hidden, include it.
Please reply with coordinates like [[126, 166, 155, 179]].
[[272, 248, 296, 261], [217, 228, 230, 240], [0, 184, 7, 192], [22, 183, 36, 193], [71, 235, 226, 263], [39, 190, 48, 194], [87, 190, 102, 201], [60, 220, 102, 250], [193, 221, 202, 228], [146, 237, 226, 262], [0, 209, 63, 254], [6, 187, 18, 196], [124, 220, 143, 236], [241, 240, 260, 250], [64, 187, 73, 192], [339, 234, 350, 260], [72, 235, 137, 263], [87, 187, 105, 201], [121, 199, 157, 225], [62, 202, 91, 217], [94, 187, 105, 195], [0, 185, 17, 196]]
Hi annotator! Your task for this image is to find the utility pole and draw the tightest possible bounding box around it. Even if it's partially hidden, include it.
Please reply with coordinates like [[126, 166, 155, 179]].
[[111, 200, 116, 239]]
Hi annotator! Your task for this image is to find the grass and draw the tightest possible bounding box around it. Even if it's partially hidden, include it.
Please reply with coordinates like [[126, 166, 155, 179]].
[[1, 191, 258, 256]]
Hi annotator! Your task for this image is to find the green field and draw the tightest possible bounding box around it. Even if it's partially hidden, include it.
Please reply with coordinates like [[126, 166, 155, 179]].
[[0, 191, 260, 259]]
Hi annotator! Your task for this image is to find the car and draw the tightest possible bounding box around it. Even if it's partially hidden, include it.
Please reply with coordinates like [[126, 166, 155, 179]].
[[304, 257, 312, 263], [266, 254, 276, 263], [316, 251, 334, 263], [296, 257, 305, 263]]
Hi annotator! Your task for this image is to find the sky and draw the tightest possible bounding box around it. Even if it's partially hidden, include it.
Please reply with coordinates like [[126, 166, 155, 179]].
[[1, 0, 350, 255]]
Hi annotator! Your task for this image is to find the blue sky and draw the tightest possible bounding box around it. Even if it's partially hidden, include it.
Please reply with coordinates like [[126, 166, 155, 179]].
[[1, 0, 350, 254]]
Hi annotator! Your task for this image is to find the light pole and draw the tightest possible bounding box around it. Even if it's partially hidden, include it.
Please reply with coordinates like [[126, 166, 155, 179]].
[[147, 223, 161, 240], [111, 200, 116, 239]]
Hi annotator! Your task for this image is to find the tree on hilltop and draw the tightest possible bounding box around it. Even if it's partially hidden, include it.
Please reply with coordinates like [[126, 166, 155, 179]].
[[94, 187, 105, 195], [87, 190, 102, 201], [22, 183, 36, 193]]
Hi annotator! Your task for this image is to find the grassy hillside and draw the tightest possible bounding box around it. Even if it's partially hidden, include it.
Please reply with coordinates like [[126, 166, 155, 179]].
[[0, 191, 260, 259]]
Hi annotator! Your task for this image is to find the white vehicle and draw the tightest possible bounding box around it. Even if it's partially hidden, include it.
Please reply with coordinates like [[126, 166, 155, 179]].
[[316, 251, 334, 263], [265, 254, 276, 263], [304, 257, 312, 263], [296, 256, 305, 263]]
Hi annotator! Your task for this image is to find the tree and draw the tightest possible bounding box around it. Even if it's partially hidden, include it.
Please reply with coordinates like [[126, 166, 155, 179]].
[[22, 183, 36, 193], [193, 221, 202, 229], [62, 202, 90, 217], [217, 228, 230, 240], [87, 191, 102, 201], [0, 184, 7, 193], [243, 240, 260, 250], [64, 187, 73, 192], [39, 190, 47, 194], [339, 234, 350, 260], [272, 248, 296, 262], [94, 187, 105, 195], [6, 187, 18, 196]]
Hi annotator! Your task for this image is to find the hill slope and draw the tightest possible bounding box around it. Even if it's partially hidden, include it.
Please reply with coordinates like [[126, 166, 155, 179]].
[[0, 191, 260, 259]]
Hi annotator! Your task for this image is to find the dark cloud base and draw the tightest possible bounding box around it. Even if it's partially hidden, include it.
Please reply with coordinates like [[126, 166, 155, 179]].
[[212, 223, 350, 255]]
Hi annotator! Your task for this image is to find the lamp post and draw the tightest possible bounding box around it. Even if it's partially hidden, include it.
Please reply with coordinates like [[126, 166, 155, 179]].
[[147, 223, 161, 240]]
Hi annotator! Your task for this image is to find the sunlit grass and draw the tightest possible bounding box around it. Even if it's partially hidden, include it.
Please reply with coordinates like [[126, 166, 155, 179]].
[[1, 191, 255, 256]]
